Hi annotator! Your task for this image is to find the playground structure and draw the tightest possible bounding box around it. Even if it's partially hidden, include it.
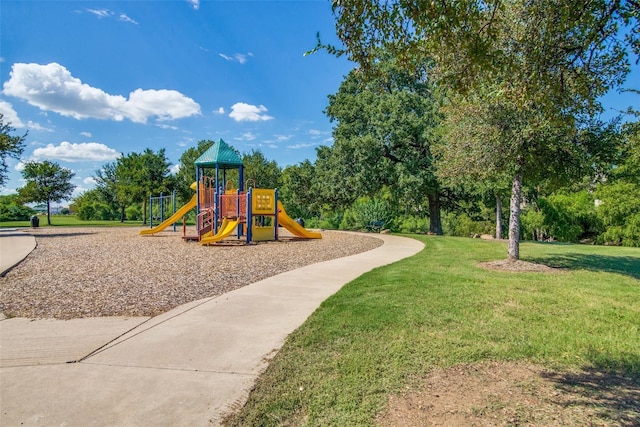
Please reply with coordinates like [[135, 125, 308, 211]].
[[144, 190, 178, 232], [140, 139, 321, 244]]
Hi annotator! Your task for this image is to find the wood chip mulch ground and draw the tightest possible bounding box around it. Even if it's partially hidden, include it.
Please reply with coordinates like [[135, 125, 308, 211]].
[[0, 227, 382, 320]]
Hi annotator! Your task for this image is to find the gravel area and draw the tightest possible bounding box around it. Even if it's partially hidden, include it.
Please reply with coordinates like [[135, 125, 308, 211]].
[[0, 227, 383, 320]]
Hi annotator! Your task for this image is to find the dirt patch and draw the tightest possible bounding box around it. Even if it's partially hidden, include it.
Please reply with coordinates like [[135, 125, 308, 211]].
[[377, 361, 640, 426], [478, 259, 560, 273]]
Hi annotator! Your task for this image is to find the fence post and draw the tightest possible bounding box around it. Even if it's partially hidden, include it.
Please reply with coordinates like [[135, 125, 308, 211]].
[[274, 188, 279, 241], [246, 188, 252, 243], [173, 190, 177, 232]]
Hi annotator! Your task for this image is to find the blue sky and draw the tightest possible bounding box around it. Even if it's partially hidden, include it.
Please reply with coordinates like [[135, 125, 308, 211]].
[[0, 0, 354, 196], [1, 1, 638, 198]]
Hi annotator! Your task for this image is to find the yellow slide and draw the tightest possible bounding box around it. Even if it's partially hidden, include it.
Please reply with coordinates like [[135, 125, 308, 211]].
[[201, 218, 241, 245], [139, 194, 197, 235], [277, 201, 322, 239]]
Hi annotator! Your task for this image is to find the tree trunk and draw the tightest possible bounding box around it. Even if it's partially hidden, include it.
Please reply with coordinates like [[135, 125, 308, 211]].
[[120, 206, 126, 223], [495, 193, 502, 240], [508, 172, 523, 260], [428, 192, 442, 235], [46, 200, 51, 225]]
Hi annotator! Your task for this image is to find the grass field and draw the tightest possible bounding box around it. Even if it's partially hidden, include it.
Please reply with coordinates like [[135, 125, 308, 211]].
[[228, 235, 639, 426], [0, 215, 142, 228]]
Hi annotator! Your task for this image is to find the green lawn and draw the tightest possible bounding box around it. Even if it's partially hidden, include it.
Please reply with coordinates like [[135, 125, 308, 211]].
[[228, 235, 639, 426], [0, 215, 142, 228]]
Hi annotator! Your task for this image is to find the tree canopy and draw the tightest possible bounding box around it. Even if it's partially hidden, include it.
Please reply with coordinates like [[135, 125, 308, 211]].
[[327, 0, 639, 259], [323, 56, 446, 232], [176, 140, 214, 203], [243, 149, 282, 190], [595, 117, 640, 246], [18, 160, 75, 225], [0, 114, 27, 187], [72, 148, 174, 223]]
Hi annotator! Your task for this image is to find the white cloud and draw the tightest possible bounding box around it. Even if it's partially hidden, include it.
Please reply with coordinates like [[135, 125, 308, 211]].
[[177, 137, 195, 147], [0, 57, 5, 63], [124, 88, 201, 122], [0, 100, 24, 127], [3, 63, 201, 124], [287, 142, 317, 149], [187, 0, 200, 10], [80, 131, 92, 137], [170, 164, 181, 174], [234, 132, 257, 141], [0, 102, 54, 131], [119, 14, 138, 25], [15, 162, 25, 171], [229, 102, 273, 122], [157, 123, 178, 130], [32, 141, 120, 163], [0, 186, 18, 196], [83, 176, 97, 185], [118, 13, 138, 25], [87, 8, 112, 18], [26, 121, 54, 132], [213, 107, 225, 115], [86, 8, 137, 24], [275, 134, 293, 141], [71, 186, 86, 198], [219, 53, 253, 64], [308, 129, 331, 139]]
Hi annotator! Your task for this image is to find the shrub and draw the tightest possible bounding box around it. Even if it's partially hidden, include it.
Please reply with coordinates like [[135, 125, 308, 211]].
[[537, 191, 600, 242], [76, 204, 95, 221], [397, 215, 431, 234], [596, 182, 640, 247], [0, 198, 35, 221], [76, 201, 117, 221], [520, 207, 546, 241], [125, 204, 142, 221], [598, 214, 640, 247], [442, 212, 493, 237], [339, 196, 392, 231]]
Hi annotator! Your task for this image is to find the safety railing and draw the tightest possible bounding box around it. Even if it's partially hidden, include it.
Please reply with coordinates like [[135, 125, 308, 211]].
[[219, 193, 247, 218]]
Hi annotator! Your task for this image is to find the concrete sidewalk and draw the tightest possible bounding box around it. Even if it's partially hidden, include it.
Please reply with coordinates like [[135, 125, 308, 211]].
[[0, 228, 36, 277], [0, 233, 424, 426]]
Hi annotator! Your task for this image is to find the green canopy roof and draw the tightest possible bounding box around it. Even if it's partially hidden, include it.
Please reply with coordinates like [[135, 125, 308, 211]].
[[194, 139, 243, 168]]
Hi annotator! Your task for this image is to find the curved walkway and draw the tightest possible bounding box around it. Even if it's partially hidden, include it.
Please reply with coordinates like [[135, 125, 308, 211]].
[[0, 233, 424, 426], [0, 228, 36, 277]]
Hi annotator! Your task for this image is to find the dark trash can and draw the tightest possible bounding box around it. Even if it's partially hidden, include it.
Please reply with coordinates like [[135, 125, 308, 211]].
[[295, 218, 305, 227], [30, 215, 39, 228]]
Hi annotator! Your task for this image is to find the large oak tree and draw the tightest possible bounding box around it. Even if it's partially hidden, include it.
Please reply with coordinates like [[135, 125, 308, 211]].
[[323, 57, 446, 233], [327, 0, 638, 259]]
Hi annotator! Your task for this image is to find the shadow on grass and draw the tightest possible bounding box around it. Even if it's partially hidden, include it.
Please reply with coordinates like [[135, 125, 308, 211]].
[[527, 253, 640, 280], [541, 364, 640, 426]]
